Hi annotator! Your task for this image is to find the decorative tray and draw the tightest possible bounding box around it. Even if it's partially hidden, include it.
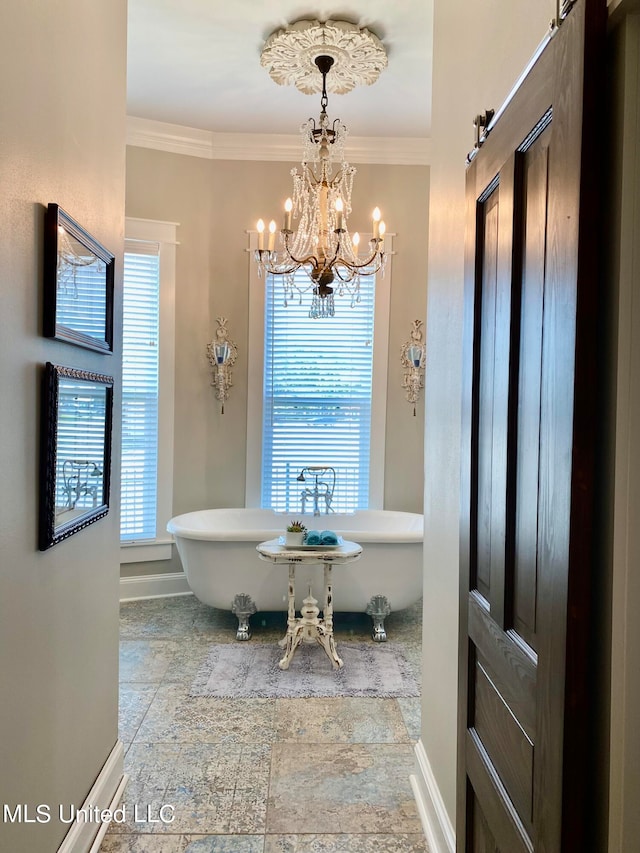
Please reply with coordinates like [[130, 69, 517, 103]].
[[278, 536, 343, 550]]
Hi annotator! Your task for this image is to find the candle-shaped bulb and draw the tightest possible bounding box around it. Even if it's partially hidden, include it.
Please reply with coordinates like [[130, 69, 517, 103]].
[[352, 231, 360, 256], [268, 219, 276, 251], [257, 218, 265, 250], [335, 197, 344, 231], [372, 207, 381, 239], [284, 197, 293, 231], [378, 220, 386, 241]]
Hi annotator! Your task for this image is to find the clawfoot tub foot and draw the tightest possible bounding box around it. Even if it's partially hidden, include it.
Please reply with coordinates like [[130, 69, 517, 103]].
[[366, 594, 391, 642], [231, 593, 257, 640]]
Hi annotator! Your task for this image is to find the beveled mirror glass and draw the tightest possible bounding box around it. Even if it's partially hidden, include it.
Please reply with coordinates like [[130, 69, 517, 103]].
[[43, 204, 114, 352], [39, 363, 114, 550]]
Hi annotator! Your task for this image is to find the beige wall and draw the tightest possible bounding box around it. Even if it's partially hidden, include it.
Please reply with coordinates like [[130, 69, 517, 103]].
[[0, 2, 126, 851], [124, 148, 429, 577], [421, 0, 554, 828]]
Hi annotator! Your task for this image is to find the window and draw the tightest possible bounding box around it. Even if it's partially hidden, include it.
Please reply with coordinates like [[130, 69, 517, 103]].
[[262, 271, 374, 512], [120, 218, 177, 562], [246, 233, 392, 512]]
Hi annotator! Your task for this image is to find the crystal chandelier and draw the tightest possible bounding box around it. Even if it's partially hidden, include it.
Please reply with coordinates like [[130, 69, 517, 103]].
[[254, 27, 388, 319]]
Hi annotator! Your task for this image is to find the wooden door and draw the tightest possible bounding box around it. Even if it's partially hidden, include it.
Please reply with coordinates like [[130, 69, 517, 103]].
[[459, 2, 605, 851]]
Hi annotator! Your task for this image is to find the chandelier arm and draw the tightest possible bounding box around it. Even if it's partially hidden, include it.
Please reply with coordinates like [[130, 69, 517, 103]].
[[334, 255, 385, 277], [305, 163, 321, 184], [332, 265, 356, 283], [282, 232, 320, 268], [336, 243, 385, 271], [262, 260, 303, 276], [328, 173, 346, 190]]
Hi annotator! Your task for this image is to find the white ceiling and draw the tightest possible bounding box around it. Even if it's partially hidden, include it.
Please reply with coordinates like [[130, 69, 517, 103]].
[[126, 1, 433, 140]]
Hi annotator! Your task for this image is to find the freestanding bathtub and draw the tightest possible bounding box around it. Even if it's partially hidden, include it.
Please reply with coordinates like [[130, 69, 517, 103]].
[[167, 508, 423, 640]]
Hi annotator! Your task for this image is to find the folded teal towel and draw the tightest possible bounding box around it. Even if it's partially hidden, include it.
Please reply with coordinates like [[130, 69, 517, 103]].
[[305, 530, 321, 545], [320, 530, 339, 545]]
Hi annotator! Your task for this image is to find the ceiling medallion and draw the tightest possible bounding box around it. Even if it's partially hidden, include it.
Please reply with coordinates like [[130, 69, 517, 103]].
[[260, 19, 388, 95]]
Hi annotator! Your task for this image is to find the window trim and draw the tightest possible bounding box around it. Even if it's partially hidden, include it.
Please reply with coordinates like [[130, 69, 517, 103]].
[[245, 230, 393, 510], [120, 217, 178, 563]]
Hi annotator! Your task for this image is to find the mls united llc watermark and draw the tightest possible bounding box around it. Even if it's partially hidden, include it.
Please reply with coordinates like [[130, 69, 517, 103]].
[[3, 803, 175, 825]]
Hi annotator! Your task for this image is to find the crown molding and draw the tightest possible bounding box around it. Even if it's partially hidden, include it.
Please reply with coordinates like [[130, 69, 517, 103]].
[[126, 116, 431, 166]]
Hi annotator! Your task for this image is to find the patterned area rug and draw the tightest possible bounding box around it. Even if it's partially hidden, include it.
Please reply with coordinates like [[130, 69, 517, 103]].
[[190, 642, 420, 699]]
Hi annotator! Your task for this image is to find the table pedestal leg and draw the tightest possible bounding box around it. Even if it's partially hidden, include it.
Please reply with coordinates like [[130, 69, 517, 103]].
[[316, 562, 342, 669], [279, 562, 304, 669], [277, 559, 343, 670], [278, 623, 305, 670]]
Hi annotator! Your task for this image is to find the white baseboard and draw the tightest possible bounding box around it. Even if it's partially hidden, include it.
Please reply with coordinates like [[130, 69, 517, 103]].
[[119, 571, 192, 601], [57, 740, 128, 853], [411, 739, 456, 853]]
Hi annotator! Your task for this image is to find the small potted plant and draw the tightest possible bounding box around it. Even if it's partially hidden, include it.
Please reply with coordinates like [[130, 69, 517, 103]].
[[285, 520, 307, 547]]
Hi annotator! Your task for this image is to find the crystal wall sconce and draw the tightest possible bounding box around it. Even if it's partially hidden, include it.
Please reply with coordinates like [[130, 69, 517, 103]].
[[400, 319, 426, 416], [206, 317, 238, 414]]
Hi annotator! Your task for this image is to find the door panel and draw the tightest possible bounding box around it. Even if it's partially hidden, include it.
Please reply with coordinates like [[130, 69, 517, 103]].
[[466, 729, 531, 853], [474, 657, 534, 825], [476, 188, 500, 602], [472, 792, 499, 853], [458, 2, 604, 851], [468, 593, 537, 741], [513, 124, 549, 649]]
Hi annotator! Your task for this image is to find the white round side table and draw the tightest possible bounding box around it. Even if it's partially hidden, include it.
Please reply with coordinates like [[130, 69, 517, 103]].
[[256, 538, 362, 670]]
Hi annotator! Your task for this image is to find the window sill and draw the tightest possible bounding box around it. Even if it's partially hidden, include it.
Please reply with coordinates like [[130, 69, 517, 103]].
[[120, 539, 174, 564]]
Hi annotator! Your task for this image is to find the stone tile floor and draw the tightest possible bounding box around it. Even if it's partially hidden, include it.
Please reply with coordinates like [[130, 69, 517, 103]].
[[101, 595, 427, 852]]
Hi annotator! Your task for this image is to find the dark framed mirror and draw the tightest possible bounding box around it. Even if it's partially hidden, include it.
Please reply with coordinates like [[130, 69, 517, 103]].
[[43, 203, 115, 352], [39, 363, 114, 550]]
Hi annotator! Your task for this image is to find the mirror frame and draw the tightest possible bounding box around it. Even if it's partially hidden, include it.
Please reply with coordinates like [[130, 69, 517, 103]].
[[43, 203, 115, 353], [39, 363, 114, 551]]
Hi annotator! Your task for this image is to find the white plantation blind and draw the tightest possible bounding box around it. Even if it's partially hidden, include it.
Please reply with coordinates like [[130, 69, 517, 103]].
[[262, 272, 375, 513], [121, 241, 160, 540], [56, 255, 107, 340]]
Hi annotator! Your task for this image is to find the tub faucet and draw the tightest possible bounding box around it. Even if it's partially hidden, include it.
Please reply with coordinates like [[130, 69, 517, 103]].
[[296, 466, 336, 516]]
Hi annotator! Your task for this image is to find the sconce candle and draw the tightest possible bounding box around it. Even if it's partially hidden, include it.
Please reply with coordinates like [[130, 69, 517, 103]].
[[335, 198, 344, 231], [214, 341, 230, 365], [408, 345, 423, 368], [268, 220, 277, 251], [400, 319, 426, 416], [206, 317, 238, 414], [257, 219, 265, 251]]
